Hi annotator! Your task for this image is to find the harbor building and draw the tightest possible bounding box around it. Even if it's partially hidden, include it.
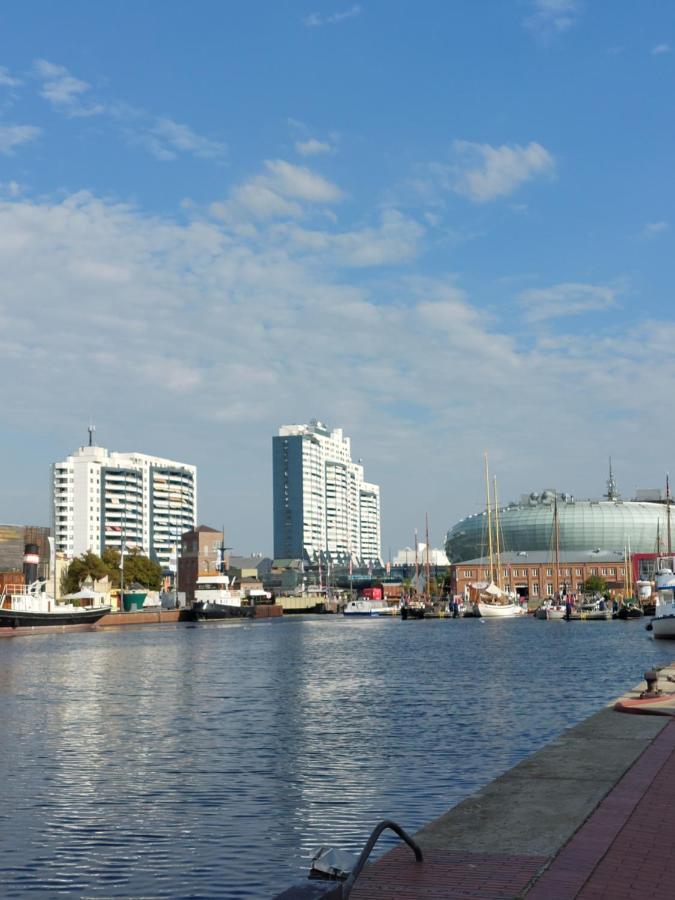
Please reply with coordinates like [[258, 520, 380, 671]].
[[445, 488, 674, 564], [178, 525, 222, 605], [272, 419, 381, 563], [53, 430, 197, 569], [450, 550, 629, 601]]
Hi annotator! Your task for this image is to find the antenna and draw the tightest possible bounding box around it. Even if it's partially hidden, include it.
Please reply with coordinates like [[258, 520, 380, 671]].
[[88, 424, 96, 447], [605, 457, 620, 500]]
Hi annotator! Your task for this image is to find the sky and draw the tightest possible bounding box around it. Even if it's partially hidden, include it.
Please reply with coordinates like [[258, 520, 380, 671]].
[[1, 0, 675, 557]]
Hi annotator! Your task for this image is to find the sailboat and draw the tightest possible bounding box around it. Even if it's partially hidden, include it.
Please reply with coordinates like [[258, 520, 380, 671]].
[[469, 455, 525, 618], [535, 494, 567, 620]]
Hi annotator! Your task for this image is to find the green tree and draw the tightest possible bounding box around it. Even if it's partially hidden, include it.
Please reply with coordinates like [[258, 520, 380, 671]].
[[62, 551, 109, 594], [583, 574, 607, 594], [122, 549, 162, 590]]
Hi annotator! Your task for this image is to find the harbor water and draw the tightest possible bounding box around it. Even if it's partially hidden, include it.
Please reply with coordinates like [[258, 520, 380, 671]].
[[0, 616, 672, 898]]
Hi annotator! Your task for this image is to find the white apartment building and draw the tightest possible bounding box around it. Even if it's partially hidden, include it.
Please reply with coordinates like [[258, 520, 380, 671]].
[[272, 419, 381, 562], [53, 438, 197, 569]]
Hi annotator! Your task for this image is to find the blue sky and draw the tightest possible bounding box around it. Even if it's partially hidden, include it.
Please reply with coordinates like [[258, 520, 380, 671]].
[[1, 1, 675, 556]]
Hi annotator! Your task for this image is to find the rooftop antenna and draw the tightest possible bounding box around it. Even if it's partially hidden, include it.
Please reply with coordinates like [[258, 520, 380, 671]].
[[88, 424, 96, 447], [605, 457, 620, 501]]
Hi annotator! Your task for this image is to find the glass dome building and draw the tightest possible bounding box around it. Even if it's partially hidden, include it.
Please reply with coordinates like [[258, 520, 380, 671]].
[[445, 490, 671, 563]]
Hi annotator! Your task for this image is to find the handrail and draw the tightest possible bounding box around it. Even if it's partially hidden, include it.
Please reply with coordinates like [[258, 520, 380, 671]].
[[341, 819, 423, 898]]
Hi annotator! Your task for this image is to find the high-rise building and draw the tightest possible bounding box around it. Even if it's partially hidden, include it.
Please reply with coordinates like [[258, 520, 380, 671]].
[[272, 419, 381, 563], [53, 434, 197, 569]]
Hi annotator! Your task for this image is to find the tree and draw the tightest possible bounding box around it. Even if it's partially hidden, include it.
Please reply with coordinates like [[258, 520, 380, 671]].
[[62, 551, 110, 594], [63, 548, 162, 593], [583, 574, 607, 594], [122, 549, 162, 590]]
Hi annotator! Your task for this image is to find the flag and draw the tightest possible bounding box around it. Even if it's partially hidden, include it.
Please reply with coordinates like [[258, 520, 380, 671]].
[[349, 558, 353, 576]]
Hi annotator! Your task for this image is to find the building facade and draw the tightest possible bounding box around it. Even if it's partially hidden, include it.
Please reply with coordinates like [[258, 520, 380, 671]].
[[178, 525, 222, 605], [0, 524, 51, 579], [53, 439, 197, 569], [451, 550, 629, 600], [272, 419, 381, 563]]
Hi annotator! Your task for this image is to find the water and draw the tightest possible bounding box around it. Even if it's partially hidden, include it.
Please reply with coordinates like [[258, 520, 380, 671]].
[[0, 616, 672, 898]]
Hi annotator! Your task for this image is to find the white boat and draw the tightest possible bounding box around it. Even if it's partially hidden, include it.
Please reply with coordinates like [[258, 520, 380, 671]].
[[468, 457, 526, 619], [0, 580, 111, 630], [535, 599, 566, 620], [343, 598, 392, 617], [470, 581, 525, 618], [475, 598, 525, 618], [191, 574, 250, 620], [651, 569, 675, 638]]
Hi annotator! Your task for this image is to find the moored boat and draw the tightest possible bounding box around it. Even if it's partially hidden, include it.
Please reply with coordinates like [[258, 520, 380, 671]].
[[191, 574, 251, 620], [535, 599, 566, 620], [343, 598, 392, 617], [650, 569, 675, 638], [0, 580, 111, 630]]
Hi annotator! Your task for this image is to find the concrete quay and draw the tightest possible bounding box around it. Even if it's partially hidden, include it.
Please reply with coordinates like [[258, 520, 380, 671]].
[[295, 665, 675, 899]]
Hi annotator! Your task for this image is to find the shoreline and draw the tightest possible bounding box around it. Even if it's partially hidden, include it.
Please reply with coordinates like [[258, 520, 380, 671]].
[[278, 663, 675, 899]]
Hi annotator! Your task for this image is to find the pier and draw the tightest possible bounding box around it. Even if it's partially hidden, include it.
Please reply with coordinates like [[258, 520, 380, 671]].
[[287, 664, 675, 899]]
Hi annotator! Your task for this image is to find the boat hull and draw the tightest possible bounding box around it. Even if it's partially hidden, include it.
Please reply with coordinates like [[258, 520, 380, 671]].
[[0, 606, 111, 629], [535, 606, 566, 620], [191, 601, 252, 620], [474, 602, 525, 618], [652, 615, 675, 639], [400, 606, 425, 620]]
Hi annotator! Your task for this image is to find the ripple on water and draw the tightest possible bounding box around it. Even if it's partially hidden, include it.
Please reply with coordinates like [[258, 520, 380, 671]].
[[0, 616, 670, 896]]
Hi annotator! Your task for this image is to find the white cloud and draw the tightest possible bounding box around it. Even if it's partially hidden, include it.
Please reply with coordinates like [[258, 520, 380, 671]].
[[0, 125, 41, 155], [453, 140, 555, 202], [138, 117, 227, 162], [213, 159, 342, 221], [652, 43, 671, 55], [264, 159, 342, 202], [0, 66, 22, 88], [304, 4, 362, 27], [295, 138, 332, 156], [518, 282, 617, 322], [524, 0, 582, 39], [2, 188, 675, 556], [33, 59, 103, 116], [643, 221, 669, 238]]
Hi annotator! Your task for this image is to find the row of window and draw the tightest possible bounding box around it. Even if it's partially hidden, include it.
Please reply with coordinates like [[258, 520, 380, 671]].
[[462, 567, 623, 578]]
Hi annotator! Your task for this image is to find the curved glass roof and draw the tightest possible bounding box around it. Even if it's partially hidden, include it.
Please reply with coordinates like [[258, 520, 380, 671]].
[[445, 499, 671, 563]]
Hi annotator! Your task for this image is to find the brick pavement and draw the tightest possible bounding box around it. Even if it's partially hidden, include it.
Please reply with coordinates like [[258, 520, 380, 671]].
[[529, 718, 675, 900], [350, 719, 675, 900]]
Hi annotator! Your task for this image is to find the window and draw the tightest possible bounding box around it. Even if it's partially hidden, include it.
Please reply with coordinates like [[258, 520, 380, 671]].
[[546, 584, 553, 595], [532, 583, 539, 595], [463, 570, 472, 577], [601, 568, 607, 576], [531, 569, 537, 577], [591, 568, 598, 576], [546, 568, 552, 577], [575, 568, 582, 576]]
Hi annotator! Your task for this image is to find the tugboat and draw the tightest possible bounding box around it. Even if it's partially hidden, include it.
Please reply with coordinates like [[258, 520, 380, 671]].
[[191, 574, 252, 620]]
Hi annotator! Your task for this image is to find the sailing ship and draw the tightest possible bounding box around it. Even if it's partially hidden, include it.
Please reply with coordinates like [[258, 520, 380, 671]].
[[535, 494, 567, 620], [469, 455, 525, 618]]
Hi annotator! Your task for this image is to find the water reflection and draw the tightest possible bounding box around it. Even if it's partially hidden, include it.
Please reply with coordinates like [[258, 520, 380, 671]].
[[0, 617, 671, 897]]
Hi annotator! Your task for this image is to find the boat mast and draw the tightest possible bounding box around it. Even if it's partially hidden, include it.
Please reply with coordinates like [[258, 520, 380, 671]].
[[425, 513, 431, 604], [493, 476, 502, 589], [484, 453, 494, 584], [554, 493, 560, 597], [667, 473, 672, 559], [414, 529, 419, 598]]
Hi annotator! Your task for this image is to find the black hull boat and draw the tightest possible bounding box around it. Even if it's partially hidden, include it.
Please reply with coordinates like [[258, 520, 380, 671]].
[[400, 604, 425, 620], [191, 601, 252, 621], [0, 605, 110, 629]]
